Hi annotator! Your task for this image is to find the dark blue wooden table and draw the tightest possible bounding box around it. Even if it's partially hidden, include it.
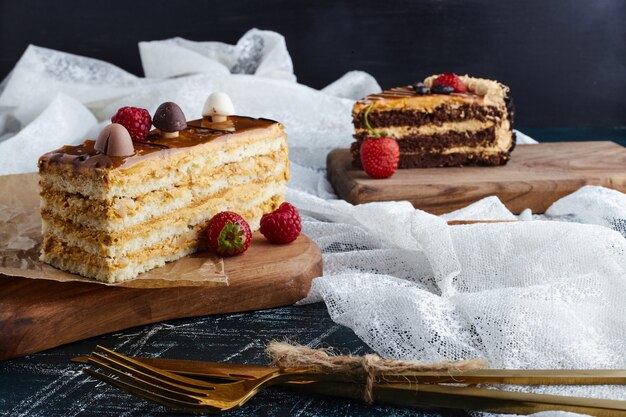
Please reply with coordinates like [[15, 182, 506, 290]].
[[1, 133, 624, 417], [0, 303, 462, 417]]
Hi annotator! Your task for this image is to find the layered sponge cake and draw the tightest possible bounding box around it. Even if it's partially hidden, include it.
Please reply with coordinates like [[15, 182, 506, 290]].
[[352, 74, 515, 168], [39, 108, 289, 283]]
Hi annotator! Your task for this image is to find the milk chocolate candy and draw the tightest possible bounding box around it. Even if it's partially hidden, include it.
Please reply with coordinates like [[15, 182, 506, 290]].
[[95, 123, 135, 157]]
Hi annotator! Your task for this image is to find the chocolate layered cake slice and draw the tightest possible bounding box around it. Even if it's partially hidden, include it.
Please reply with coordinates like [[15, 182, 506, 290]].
[[39, 97, 289, 283], [352, 74, 515, 168]]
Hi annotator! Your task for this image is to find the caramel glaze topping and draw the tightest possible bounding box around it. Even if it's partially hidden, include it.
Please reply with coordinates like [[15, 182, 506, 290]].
[[38, 116, 278, 172], [356, 85, 482, 105]]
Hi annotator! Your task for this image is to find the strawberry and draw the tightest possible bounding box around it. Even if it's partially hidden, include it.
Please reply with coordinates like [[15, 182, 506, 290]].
[[260, 202, 302, 244], [359, 104, 400, 179], [111, 106, 152, 142], [360, 136, 400, 178], [206, 211, 252, 256], [432, 73, 467, 93]]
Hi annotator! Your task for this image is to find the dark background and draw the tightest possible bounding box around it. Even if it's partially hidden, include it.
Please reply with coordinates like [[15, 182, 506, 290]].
[[1, 0, 625, 131]]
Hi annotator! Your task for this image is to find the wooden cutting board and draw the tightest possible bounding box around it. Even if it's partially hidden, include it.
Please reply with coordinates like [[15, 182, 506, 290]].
[[0, 233, 321, 360], [327, 142, 626, 214], [0, 173, 322, 360]]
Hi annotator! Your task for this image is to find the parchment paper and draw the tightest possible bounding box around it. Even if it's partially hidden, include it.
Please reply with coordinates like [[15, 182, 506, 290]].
[[0, 173, 227, 288]]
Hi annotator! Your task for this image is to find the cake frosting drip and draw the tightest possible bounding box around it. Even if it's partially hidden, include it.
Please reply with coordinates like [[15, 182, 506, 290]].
[[39, 116, 277, 171]]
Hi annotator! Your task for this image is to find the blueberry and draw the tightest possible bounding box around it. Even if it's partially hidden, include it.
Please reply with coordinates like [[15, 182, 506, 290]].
[[412, 82, 430, 95], [431, 84, 454, 94]]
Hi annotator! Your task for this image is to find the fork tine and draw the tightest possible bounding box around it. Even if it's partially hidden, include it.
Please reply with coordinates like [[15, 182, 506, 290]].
[[94, 345, 217, 389], [83, 367, 216, 414], [88, 354, 213, 399]]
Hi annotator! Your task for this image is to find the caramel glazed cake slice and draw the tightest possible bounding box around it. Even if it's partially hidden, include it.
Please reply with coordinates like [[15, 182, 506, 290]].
[[38, 116, 289, 283], [351, 75, 516, 168]]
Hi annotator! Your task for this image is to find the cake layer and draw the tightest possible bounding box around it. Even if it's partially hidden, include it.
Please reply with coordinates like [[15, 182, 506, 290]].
[[41, 194, 282, 283], [353, 86, 484, 113], [354, 119, 496, 137], [351, 147, 511, 169], [39, 130, 287, 199], [40, 155, 288, 232], [42, 181, 284, 258], [397, 151, 511, 168], [352, 105, 501, 129], [41, 234, 200, 283], [41, 230, 204, 271], [352, 127, 499, 153]]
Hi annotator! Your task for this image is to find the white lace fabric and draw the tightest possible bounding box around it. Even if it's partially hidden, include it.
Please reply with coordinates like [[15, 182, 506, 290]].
[[1, 29, 625, 416]]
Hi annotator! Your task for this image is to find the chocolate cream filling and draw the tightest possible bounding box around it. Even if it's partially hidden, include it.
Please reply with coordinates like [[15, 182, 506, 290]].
[[351, 128, 517, 168], [353, 127, 498, 152], [352, 104, 502, 129], [351, 147, 512, 169]]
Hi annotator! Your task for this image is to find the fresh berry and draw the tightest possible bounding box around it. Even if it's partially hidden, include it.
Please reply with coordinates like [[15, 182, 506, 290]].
[[432, 73, 467, 93], [206, 211, 252, 256], [111, 106, 152, 142], [431, 84, 455, 94], [412, 82, 430, 95], [360, 136, 400, 178], [260, 202, 302, 244]]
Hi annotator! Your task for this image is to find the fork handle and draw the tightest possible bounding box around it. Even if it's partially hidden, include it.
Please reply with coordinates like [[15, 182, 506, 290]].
[[378, 369, 626, 385], [299, 381, 626, 416], [279, 367, 626, 386]]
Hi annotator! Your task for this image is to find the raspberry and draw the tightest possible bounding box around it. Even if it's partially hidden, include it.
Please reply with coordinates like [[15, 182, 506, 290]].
[[432, 73, 467, 93], [360, 136, 400, 178], [260, 202, 302, 244], [111, 106, 152, 142], [206, 211, 252, 256]]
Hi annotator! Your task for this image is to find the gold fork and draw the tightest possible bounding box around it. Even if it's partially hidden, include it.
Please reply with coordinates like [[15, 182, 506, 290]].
[[73, 353, 626, 385], [83, 346, 626, 415], [85, 346, 355, 413]]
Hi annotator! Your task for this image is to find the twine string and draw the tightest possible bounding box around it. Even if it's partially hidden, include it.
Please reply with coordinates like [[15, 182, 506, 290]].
[[266, 341, 488, 404]]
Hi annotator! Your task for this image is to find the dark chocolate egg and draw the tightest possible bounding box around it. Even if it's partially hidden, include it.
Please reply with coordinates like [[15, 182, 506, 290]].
[[153, 102, 187, 133]]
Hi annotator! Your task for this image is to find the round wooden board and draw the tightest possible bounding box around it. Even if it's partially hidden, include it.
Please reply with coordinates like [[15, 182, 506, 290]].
[[0, 233, 322, 360]]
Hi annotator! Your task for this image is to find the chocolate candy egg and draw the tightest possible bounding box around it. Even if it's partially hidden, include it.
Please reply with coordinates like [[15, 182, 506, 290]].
[[153, 102, 187, 138], [95, 123, 135, 157]]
